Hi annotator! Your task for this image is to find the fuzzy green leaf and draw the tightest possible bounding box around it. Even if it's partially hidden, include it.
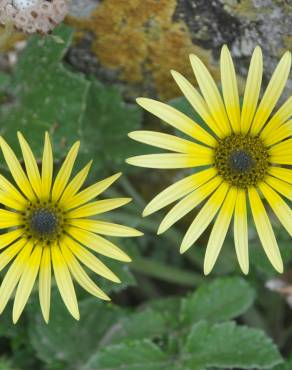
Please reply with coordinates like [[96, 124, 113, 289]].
[[28, 294, 124, 370], [81, 79, 142, 173], [0, 25, 90, 158], [182, 321, 283, 369], [83, 340, 169, 370], [180, 277, 255, 324]]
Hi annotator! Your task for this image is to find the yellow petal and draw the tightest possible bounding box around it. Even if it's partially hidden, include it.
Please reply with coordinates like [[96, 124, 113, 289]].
[[259, 182, 292, 236], [59, 161, 92, 204], [265, 175, 292, 201], [268, 167, 292, 185], [68, 219, 142, 237], [269, 138, 292, 156], [126, 153, 213, 169], [64, 172, 121, 211], [204, 187, 237, 274], [17, 132, 42, 198], [64, 236, 120, 283], [0, 229, 23, 250], [0, 189, 25, 211], [67, 198, 131, 219], [171, 70, 223, 137], [41, 132, 53, 200], [0, 174, 27, 208], [248, 187, 283, 272], [262, 120, 292, 147], [13, 245, 42, 323], [269, 139, 292, 165], [0, 238, 27, 271], [234, 189, 249, 274], [180, 182, 229, 253], [39, 247, 51, 324], [51, 142, 80, 202], [128, 131, 212, 155], [158, 175, 222, 234], [270, 155, 292, 165], [260, 96, 292, 139], [240, 46, 263, 133], [0, 209, 22, 229], [250, 51, 291, 134], [189, 54, 231, 135], [143, 167, 217, 216], [220, 45, 240, 133], [136, 98, 216, 147], [67, 226, 131, 262], [0, 242, 33, 315], [51, 244, 80, 320], [60, 243, 110, 301], [0, 137, 35, 201]]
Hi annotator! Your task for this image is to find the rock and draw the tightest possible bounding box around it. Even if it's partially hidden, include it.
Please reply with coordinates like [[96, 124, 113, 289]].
[[65, 0, 292, 101]]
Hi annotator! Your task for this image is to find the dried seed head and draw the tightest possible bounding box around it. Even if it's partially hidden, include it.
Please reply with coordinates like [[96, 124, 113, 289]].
[[0, 0, 68, 34], [13, 0, 38, 10]]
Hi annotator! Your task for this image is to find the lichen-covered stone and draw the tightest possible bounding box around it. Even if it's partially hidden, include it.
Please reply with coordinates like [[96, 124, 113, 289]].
[[66, 0, 291, 100]]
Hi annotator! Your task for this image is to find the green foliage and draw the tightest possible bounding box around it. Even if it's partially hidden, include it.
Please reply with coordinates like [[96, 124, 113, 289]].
[[183, 321, 282, 370], [0, 26, 90, 157], [83, 340, 169, 370], [180, 277, 255, 324], [0, 358, 20, 370], [27, 277, 282, 370], [81, 79, 142, 172], [0, 25, 142, 170]]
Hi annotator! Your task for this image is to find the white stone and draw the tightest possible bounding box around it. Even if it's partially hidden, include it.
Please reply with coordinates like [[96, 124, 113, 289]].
[[13, 0, 38, 10]]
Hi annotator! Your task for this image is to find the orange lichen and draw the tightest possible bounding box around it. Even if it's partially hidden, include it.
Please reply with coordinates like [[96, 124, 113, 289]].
[[67, 0, 220, 99]]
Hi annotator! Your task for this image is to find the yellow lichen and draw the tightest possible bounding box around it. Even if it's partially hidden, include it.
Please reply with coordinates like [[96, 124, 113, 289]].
[[67, 0, 220, 99], [0, 25, 25, 52]]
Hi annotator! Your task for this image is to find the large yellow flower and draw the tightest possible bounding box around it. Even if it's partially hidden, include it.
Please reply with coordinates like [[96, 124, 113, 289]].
[[127, 45, 291, 275], [0, 133, 142, 323]]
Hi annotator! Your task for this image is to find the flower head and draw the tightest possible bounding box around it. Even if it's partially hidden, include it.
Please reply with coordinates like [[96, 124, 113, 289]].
[[127, 45, 291, 275], [0, 132, 142, 323], [0, 0, 68, 34]]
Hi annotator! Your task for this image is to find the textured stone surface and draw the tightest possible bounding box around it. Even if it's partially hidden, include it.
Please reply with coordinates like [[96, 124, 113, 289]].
[[65, 0, 292, 101], [1, 0, 291, 99]]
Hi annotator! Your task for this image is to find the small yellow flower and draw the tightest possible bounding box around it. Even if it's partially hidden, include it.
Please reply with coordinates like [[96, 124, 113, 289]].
[[127, 45, 291, 275], [0, 133, 142, 323]]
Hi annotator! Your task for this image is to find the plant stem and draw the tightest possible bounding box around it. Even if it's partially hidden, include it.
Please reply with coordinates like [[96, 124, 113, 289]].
[[131, 257, 204, 287], [119, 175, 146, 209]]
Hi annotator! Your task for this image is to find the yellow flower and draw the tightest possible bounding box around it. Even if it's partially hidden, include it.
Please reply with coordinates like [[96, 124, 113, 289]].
[[127, 45, 291, 275], [0, 133, 142, 323]]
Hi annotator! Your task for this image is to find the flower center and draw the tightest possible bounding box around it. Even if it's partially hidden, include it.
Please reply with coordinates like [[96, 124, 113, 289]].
[[30, 208, 58, 236], [214, 134, 270, 188], [23, 202, 65, 243], [228, 149, 255, 173]]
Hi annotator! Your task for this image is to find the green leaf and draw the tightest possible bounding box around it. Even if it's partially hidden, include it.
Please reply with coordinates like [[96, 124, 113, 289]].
[[81, 79, 142, 173], [0, 358, 20, 370], [272, 355, 292, 370], [108, 309, 169, 345], [0, 25, 90, 158], [83, 340, 169, 370], [99, 258, 137, 294], [180, 277, 255, 324], [183, 321, 283, 369], [28, 294, 125, 370]]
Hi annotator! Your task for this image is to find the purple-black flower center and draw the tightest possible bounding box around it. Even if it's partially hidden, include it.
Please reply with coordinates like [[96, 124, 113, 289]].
[[228, 149, 255, 173], [30, 208, 58, 236]]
